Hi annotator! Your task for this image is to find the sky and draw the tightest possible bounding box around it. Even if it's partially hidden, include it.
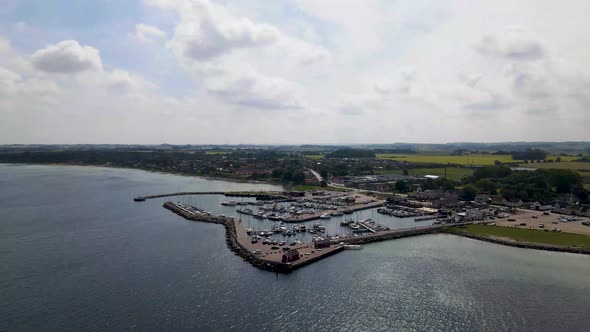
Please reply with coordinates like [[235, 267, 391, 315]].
[[1, 0, 589, 144]]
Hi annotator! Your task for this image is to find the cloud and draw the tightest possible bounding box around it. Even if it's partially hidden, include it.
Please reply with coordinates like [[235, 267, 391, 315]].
[[146, 0, 317, 110], [134, 23, 166, 44], [31, 40, 103, 73], [475, 34, 544, 61], [154, 0, 279, 60]]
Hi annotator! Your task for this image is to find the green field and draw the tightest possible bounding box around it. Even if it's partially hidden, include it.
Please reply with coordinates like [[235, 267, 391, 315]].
[[376, 167, 474, 181], [376, 154, 519, 165], [450, 224, 590, 248], [204, 151, 229, 155], [520, 162, 590, 178], [303, 154, 324, 159]]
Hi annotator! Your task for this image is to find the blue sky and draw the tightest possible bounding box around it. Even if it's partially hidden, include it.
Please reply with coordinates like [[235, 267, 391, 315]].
[[1, 0, 589, 144]]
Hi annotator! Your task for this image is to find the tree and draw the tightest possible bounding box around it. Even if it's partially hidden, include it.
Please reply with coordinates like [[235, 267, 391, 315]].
[[394, 180, 409, 193], [403, 169, 409, 176], [556, 157, 561, 163], [494, 160, 502, 165], [573, 187, 589, 202], [474, 178, 497, 193], [462, 184, 478, 201]]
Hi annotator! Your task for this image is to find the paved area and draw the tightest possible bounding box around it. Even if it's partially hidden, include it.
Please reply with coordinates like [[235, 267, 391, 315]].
[[493, 209, 590, 235]]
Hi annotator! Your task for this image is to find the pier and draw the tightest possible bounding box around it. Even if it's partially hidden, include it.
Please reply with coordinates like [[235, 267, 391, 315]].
[[134, 191, 290, 202], [281, 200, 384, 223]]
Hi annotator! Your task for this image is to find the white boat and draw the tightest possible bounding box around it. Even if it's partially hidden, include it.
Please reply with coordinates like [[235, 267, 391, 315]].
[[221, 201, 238, 206], [320, 214, 331, 219], [343, 245, 362, 250]]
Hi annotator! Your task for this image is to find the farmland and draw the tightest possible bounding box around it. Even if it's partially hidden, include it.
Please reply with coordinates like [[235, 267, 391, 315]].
[[376, 154, 519, 165], [376, 167, 474, 181], [521, 162, 590, 178]]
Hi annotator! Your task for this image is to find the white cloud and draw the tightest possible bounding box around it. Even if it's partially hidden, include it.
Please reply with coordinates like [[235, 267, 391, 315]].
[[154, 0, 279, 60], [31, 40, 103, 73], [146, 0, 324, 110], [476, 34, 544, 60], [134, 23, 166, 44]]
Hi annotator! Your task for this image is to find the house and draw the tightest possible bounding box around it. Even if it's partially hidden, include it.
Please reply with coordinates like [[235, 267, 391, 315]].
[[314, 239, 331, 249], [282, 249, 300, 263], [506, 199, 523, 208], [491, 195, 507, 205], [474, 194, 491, 204], [530, 202, 553, 211]]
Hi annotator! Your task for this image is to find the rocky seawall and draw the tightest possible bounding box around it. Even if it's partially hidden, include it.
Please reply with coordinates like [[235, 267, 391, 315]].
[[163, 201, 295, 273], [447, 231, 590, 255]]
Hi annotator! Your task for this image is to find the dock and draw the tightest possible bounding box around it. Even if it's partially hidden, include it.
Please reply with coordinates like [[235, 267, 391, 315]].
[[281, 200, 384, 223]]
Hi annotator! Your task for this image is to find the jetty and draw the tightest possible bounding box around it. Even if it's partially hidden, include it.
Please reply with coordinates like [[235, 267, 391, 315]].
[[134, 191, 290, 202]]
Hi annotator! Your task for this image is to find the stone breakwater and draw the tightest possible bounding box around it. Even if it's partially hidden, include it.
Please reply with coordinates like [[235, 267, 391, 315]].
[[448, 231, 590, 255], [163, 201, 304, 273]]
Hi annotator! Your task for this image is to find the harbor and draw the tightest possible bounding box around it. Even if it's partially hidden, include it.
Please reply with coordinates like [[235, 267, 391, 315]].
[[160, 198, 468, 273]]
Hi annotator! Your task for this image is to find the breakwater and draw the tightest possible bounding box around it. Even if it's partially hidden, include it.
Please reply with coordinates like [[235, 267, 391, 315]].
[[163, 201, 292, 272], [135, 191, 289, 202]]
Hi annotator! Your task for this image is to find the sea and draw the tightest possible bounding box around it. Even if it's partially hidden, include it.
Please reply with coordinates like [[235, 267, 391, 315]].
[[1, 164, 589, 331]]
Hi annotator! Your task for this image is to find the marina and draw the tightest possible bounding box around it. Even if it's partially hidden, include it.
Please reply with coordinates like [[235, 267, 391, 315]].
[[161, 198, 466, 273]]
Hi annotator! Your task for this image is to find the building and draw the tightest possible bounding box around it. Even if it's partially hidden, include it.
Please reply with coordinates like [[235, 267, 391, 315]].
[[530, 202, 553, 211], [474, 194, 491, 204], [314, 239, 331, 249], [282, 249, 300, 263]]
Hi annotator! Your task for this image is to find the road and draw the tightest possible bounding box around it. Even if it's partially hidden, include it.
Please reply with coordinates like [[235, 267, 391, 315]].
[[306, 168, 324, 183]]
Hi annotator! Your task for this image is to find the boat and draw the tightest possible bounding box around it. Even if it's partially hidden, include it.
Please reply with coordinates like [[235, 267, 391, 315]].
[[246, 227, 253, 235], [340, 219, 354, 226], [320, 214, 331, 219], [343, 245, 362, 250], [268, 214, 282, 221], [221, 201, 238, 206], [343, 210, 354, 214], [237, 208, 254, 215], [331, 211, 344, 217]]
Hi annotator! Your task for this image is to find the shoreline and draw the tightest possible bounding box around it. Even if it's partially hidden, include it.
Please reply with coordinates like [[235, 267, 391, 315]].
[[446, 230, 590, 255], [0, 162, 286, 187]]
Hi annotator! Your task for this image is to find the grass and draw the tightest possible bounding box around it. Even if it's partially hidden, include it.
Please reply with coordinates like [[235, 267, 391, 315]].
[[547, 155, 579, 162], [520, 162, 590, 178], [451, 224, 590, 248], [376, 167, 474, 181], [376, 154, 520, 165], [303, 154, 324, 159], [204, 151, 229, 155]]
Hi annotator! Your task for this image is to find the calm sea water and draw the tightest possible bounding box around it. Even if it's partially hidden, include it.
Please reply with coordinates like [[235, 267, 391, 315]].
[[1, 164, 589, 331]]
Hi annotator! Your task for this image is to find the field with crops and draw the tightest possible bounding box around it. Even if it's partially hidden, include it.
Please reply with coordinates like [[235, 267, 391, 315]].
[[376, 154, 519, 165], [521, 161, 590, 178], [376, 167, 474, 181]]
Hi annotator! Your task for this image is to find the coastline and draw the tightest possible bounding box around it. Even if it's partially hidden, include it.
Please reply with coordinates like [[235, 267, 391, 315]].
[[446, 230, 590, 255], [0, 162, 285, 187]]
